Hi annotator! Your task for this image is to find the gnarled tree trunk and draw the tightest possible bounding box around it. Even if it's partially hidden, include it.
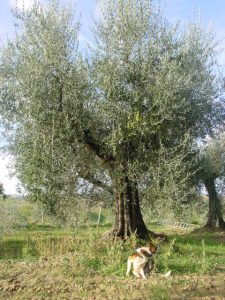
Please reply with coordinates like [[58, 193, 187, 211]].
[[80, 131, 164, 240], [204, 177, 225, 230], [104, 175, 162, 240]]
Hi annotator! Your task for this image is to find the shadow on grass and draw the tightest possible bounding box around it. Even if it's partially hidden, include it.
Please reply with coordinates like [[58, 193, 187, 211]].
[[173, 230, 225, 246], [24, 224, 56, 231], [0, 239, 25, 259]]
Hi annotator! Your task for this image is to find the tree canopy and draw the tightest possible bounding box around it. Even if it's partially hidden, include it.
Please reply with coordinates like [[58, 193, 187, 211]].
[[0, 0, 224, 238]]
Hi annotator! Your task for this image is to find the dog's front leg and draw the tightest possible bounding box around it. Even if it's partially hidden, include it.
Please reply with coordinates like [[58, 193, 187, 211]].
[[133, 261, 147, 279], [132, 270, 142, 278], [132, 261, 142, 278], [139, 263, 147, 279], [126, 259, 132, 276]]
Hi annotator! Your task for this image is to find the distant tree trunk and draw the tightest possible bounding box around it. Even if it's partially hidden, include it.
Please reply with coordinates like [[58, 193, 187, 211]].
[[41, 208, 45, 225], [103, 175, 162, 240], [216, 194, 225, 230], [204, 177, 225, 230]]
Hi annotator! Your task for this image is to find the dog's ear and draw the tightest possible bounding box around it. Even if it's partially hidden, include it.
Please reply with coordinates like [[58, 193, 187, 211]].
[[148, 241, 157, 254], [149, 244, 157, 254]]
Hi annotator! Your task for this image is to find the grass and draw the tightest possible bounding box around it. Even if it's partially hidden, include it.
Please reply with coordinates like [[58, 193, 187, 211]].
[[0, 224, 224, 299]]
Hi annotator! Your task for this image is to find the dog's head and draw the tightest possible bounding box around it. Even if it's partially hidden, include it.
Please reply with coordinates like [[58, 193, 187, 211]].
[[148, 242, 159, 254], [149, 236, 167, 254]]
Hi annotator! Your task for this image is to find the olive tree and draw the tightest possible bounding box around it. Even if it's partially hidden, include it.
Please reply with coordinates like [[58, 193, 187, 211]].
[[200, 134, 225, 229], [0, 0, 223, 239], [87, 0, 222, 238], [0, 182, 4, 196]]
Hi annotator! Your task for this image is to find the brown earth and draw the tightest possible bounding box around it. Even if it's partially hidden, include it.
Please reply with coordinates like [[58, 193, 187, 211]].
[[0, 254, 224, 300]]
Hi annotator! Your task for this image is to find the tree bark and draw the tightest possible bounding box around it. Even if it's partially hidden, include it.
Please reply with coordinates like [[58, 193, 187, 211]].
[[204, 177, 225, 230], [103, 175, 163, 240]]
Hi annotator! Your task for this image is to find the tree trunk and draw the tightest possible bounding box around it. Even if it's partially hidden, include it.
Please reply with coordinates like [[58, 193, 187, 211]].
[[103, 176, 163, 240], [216, 194, 225, 230], [204, 177, 225, 230]]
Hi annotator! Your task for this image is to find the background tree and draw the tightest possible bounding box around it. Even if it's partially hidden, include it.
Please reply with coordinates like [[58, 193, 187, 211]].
[[0, 182, 4, 197], [0, 0, 223, 239], [199, 134, 225, 229], [142, 139, 198, 222]]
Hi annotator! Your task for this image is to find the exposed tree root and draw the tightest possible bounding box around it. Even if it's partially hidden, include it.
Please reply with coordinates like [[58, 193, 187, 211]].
[[102, 228, 167, 242]]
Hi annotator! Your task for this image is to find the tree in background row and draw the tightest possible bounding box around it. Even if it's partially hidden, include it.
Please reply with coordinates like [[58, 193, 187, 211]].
[[200, 134, 225, 229], [0, 0, 224, 239], [0, 182, 4, 196]]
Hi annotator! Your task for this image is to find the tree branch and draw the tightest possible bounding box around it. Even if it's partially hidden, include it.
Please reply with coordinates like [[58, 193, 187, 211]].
[[67, 112, 115, 165], [82, 128, 115, 164], [80, 171, 113, 194]]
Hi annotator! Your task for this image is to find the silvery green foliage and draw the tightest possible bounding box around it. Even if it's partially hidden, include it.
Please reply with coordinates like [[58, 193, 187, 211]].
[[0, 1, 92, 213], [200, 133, 225, 179], [0, 0, 223, 217], [53, 196, 96, 227], [89, 0, 223, 183], [141, 136, 197, 220], [93, 1, 221, 134]]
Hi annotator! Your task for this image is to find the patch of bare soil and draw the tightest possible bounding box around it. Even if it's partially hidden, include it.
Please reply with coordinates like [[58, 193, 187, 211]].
[[0, 255, 224, 299], [171, 273, 225, 300]]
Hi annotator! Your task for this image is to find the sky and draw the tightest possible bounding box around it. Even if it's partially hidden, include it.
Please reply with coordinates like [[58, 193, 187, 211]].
[[0, 0, 225, 195]]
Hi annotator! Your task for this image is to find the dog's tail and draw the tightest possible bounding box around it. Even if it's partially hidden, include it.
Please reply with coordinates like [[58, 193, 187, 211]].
[[161, 270, 171, 278]]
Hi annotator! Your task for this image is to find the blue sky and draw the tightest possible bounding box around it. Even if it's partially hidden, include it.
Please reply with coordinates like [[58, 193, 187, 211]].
[[1, 1, 225, 59], [0, 0, 225, 194]]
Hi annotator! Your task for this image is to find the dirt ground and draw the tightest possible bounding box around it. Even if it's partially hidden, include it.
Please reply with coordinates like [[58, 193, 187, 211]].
[[0, 254, 224, 300]]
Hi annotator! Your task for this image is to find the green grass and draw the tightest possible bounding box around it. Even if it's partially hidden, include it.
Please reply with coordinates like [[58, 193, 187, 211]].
[[0, 224, 224, 299], [155, 235, 225, 275], [0, 224, 225, 274]]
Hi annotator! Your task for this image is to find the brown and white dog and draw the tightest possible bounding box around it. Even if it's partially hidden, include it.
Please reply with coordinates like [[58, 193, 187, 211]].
[[126, 242, 159, 279]]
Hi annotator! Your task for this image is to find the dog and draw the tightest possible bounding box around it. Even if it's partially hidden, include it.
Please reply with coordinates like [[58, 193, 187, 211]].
[[126, 242, 159, 279]]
